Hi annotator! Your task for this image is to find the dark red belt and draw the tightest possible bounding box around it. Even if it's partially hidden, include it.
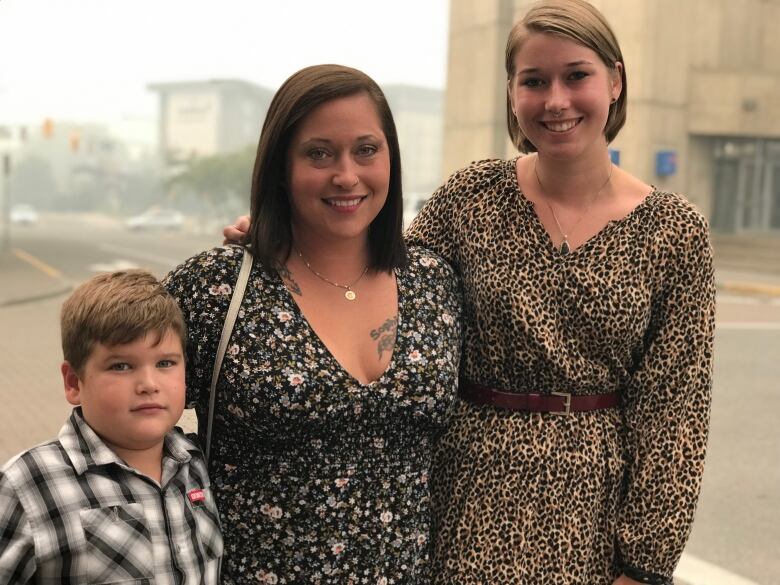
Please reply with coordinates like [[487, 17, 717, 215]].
[[459, 380, 620, 415]]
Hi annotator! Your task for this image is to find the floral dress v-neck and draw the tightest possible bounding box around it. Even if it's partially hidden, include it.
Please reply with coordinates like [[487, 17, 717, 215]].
[[164, 245, 463, 585]]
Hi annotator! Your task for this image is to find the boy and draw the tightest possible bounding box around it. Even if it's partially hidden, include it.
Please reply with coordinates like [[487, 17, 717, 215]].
[[0, 270, 222, 584]]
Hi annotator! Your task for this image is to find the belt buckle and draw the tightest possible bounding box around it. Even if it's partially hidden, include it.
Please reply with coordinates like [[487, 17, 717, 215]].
[[551, 392, 571, 415]]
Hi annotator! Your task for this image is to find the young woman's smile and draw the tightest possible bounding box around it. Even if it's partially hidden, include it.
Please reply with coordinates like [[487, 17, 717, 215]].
[[509, 32, 621, 160]]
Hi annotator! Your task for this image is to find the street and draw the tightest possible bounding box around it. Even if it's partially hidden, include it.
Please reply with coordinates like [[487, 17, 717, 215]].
[[1, 214, 779, 584]]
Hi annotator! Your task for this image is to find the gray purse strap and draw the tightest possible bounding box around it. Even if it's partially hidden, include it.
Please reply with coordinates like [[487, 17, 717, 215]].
[[205, 247, 254, 465]]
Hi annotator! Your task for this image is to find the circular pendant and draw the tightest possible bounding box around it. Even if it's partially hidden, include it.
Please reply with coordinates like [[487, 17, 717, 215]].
[[344, 290, 356, 301]]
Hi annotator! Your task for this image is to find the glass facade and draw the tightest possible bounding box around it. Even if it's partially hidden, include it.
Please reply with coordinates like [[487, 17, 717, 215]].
[[712, 138, 780, 233]]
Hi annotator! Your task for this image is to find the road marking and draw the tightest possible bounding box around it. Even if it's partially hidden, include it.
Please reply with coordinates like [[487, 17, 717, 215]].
[[717, 293, 780, 306], [88, 260, 141, 273], [674, 553, 760, 585], [98, 244, 181, 267], [13, 248, 64, 280], [716, 321, 780, 330], [720, 281, 780, 297]]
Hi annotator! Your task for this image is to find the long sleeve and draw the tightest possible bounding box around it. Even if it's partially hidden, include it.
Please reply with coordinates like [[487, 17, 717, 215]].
[[0, 472, 36, 584], [617, 213, 715, 582]]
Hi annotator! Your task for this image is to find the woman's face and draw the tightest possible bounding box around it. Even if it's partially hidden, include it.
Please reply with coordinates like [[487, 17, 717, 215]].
[[508, 32, 622, 161], [286, 93, 390, 246]]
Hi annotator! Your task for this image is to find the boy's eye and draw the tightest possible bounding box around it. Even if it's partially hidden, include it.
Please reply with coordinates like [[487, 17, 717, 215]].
[[109, 363, 131, 371], [157, 359, 177, 368]]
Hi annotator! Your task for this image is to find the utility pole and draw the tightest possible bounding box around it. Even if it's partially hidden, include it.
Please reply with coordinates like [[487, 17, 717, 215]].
[[1, 154, 10, 251]]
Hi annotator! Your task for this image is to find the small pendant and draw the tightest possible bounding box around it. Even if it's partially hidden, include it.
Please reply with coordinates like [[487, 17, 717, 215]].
[[344, 290, 356, 301], [559, 240, 570, 255]]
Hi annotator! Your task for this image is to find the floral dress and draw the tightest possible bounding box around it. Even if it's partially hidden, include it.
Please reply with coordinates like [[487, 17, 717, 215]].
[[164, 245, 462, 585]]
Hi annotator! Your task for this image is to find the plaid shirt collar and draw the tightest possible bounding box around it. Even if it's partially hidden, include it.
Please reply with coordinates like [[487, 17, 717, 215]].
[[60, 407, 194, 476]]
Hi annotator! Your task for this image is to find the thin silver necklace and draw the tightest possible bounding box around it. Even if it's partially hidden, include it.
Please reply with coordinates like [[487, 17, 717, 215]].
[[534, 157, 613, 255], [295, 248, 369, 301]]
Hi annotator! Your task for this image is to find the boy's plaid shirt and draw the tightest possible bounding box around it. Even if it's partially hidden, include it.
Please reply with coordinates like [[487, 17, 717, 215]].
[[0, 408, 222, 584]]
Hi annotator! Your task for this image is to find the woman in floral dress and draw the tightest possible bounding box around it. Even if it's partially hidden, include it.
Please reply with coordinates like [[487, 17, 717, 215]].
[[165, 65, 462, 584]]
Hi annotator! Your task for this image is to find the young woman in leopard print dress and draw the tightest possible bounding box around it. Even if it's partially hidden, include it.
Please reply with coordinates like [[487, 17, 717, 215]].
[[404, 1, 714, 584]]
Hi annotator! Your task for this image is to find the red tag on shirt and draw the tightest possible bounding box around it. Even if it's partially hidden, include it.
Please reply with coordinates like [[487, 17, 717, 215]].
[[187, 489, 206, 505]]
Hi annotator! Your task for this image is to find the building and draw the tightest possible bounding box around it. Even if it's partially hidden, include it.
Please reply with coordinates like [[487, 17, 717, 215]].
[[148, 79, 274, 162], [3, 120, 133, 212], [384, 84, 445, 203], [444, 0, 780, 240]]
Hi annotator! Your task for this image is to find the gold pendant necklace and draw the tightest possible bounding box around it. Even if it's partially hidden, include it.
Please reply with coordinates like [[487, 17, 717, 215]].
[[295, 248, 369, 301], [534, 157, 613, 255]]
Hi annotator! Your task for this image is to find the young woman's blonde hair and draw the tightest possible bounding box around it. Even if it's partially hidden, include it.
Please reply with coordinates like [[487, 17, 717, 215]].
[[61, 270, 186, 374], [505, 0, 628, 153]]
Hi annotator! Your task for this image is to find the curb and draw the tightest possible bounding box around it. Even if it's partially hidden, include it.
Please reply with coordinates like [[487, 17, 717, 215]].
[[717, 280, 780, 298], [0, 248, 74, 308], [674, 553, 761, 585], [0, 282, 73, 308]]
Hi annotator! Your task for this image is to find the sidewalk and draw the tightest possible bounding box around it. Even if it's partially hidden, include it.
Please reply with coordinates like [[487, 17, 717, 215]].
[[3, 246, 780, 308], [716, 266, 780, 298], [0, 248, 73, 307], [1, 247, 772, 585]]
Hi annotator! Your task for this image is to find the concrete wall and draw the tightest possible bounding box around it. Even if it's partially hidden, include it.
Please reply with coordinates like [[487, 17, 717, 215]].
[[443, 0, 780, 216], [443, 0, 515, 178], [163, 90, 220, 159]]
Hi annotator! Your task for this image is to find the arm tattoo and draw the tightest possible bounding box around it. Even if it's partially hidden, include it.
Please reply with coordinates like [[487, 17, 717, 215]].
[[276, 264, 302, 296], [370, 317, 398, 360]]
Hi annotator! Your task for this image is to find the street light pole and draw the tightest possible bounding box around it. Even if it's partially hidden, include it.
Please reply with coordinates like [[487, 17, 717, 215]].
[[1, 154, 10, 252]]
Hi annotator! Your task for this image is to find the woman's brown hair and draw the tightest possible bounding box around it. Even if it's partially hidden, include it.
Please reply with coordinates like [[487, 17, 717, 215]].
[[248, 64, 407, 271]]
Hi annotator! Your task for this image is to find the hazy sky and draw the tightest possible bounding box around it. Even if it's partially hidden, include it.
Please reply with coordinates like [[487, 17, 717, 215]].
[[0, 0, 449, 140]]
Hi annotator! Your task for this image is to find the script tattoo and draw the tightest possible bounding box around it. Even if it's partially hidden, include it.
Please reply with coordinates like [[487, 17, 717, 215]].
[[370, 317, 398, 360], [276, 264, 302, 296]]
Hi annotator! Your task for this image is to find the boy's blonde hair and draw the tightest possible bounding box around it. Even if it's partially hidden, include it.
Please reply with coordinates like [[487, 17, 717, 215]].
[[61, 270, 186, 374]]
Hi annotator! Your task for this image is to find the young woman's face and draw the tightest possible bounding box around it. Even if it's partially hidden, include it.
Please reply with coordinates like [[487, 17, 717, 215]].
[[286, 93, 391, 246], [508, 32, 622, 160]]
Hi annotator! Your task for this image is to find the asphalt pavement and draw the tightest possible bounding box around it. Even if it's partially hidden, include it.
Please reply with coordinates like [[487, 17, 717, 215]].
[[5, 244, 780, 308], [1, 223, 779, 585], [0, 247, 73, 307]]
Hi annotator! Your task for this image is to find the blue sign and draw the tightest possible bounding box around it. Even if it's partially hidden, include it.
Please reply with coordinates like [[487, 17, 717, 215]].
[[609, 149, 620, 166], [655, 150, 677, 176]]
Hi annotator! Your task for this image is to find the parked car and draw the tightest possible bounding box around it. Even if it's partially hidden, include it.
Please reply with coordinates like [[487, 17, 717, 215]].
[[125, 208, 184, 231], [9, 204, 39, 225]]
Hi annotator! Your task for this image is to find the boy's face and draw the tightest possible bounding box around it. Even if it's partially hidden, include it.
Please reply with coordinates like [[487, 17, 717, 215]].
[[62, 329, 185, 462]]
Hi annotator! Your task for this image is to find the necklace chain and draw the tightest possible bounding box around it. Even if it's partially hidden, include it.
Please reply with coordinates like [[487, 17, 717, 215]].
[[533, 157, 613, 255], [295, 248, 369, 301]]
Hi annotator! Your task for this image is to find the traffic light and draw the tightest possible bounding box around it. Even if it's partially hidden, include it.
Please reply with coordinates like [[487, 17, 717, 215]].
[[69, 130, 80, 152], [42, 118, 54, 138]]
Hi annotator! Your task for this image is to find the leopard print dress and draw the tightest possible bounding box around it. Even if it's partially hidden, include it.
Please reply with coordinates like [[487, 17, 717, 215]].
[[405, 158, 715, 585]]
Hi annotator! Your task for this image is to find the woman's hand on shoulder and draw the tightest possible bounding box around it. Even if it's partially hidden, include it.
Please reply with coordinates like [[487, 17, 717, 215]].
[[223, 215, 250, 245]]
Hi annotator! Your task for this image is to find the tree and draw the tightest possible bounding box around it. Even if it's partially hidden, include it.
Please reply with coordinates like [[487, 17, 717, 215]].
[[167, 147, 254, 216]]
